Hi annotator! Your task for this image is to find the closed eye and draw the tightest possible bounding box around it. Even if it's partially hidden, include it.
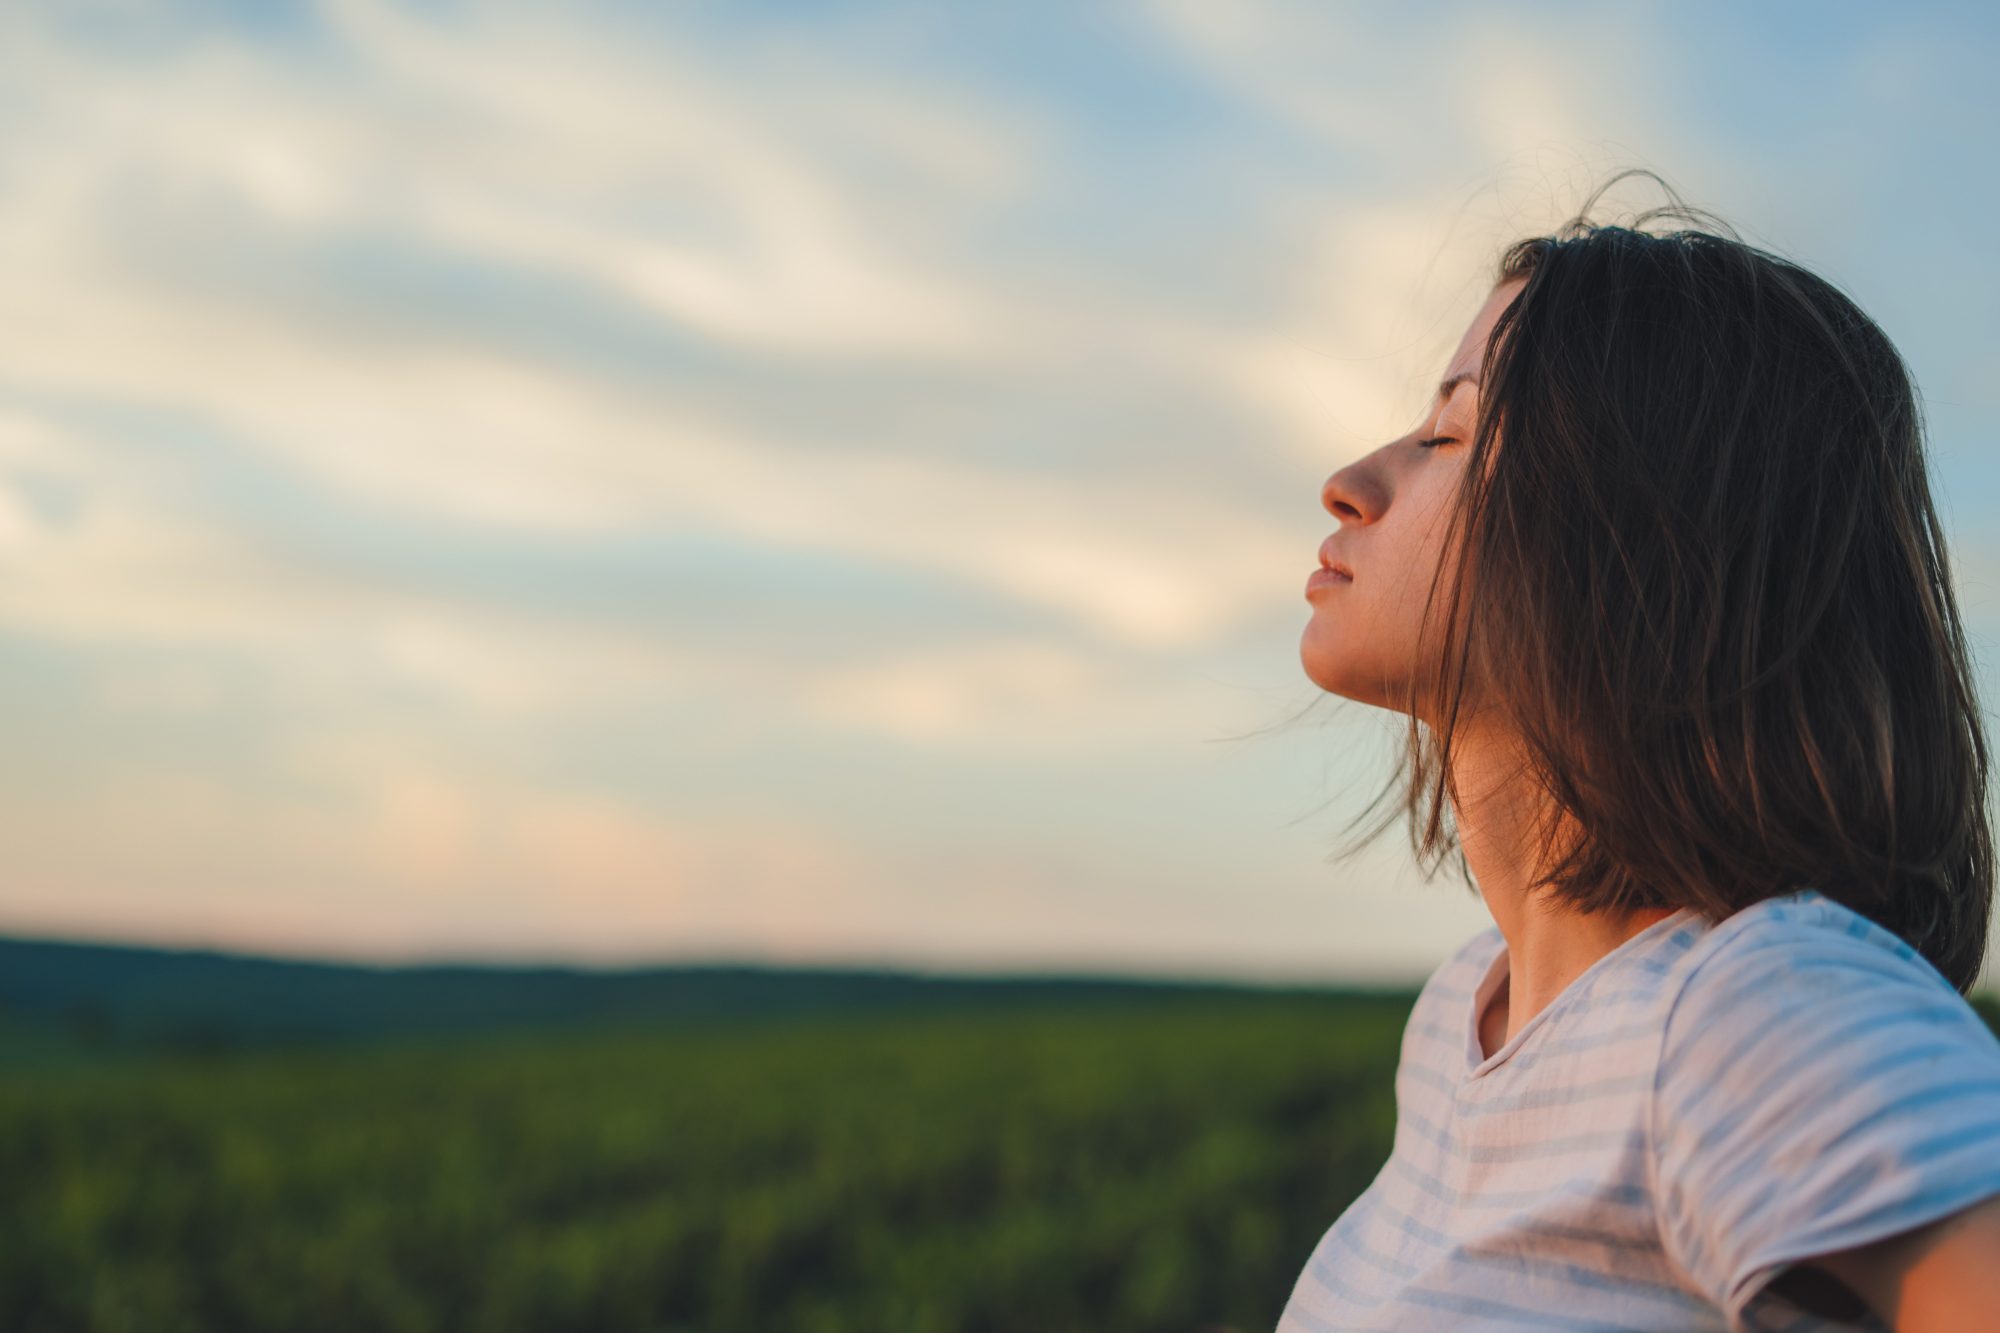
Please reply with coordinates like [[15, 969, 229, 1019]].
[[1417, 436, 1457, 449]]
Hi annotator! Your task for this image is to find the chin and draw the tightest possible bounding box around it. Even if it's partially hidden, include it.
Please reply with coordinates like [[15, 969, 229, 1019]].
[[1300, 635, 1406, 713], [1299, 655, 1343, 699], [1299, 621, 1341, 693], [1299, 643, 1364, 704]]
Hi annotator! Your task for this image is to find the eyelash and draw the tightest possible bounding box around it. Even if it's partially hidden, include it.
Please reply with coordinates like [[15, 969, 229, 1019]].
[[1417, 436, 1457, 449]]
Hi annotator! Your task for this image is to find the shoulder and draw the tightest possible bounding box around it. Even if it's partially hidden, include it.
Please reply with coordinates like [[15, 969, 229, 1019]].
[[1652, 888, 1990, 1109], [1645, 889, 2000, 1323], [1689, 887, 1944, 974], [1660, 889, 1968, 1043]]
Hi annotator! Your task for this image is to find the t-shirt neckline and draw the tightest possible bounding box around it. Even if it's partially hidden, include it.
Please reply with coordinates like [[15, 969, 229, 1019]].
[[1462, 906, 1701, 1081]]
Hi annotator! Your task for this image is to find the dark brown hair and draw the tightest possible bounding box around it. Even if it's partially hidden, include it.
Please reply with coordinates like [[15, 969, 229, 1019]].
[[1335, 170, 1994, 993]]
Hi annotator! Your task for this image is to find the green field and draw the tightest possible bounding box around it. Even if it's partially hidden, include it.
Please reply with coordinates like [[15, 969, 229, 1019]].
[[0, 993, 1414, 1333]]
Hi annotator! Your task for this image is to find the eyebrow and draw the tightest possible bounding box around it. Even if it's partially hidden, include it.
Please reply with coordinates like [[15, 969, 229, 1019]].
[[1437, 372, 1479, 402]]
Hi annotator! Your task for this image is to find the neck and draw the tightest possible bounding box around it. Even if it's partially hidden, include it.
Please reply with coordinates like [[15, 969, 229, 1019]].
[[1447, 720, 1679, 1050]]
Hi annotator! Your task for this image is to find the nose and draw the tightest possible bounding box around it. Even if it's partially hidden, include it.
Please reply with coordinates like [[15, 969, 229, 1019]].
[[1321, 455, 1373, 524], [1322, 431, 1411, 523]]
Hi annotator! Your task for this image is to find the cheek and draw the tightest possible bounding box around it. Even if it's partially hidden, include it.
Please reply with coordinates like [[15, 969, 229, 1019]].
[[1381, 525, 1451, 609], [1392, 475, 1466, 596]]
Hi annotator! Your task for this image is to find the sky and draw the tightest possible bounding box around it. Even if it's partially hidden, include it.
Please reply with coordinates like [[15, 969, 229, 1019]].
[[2, 0, 1998, 985]]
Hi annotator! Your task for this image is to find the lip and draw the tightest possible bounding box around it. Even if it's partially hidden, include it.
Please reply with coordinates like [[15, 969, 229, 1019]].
[[1305, 566, 1353, 596], [1316, 537, 1355, 580]]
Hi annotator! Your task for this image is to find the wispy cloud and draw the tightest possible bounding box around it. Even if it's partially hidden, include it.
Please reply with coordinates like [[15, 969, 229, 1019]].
[[0, 0, 1994, 977]]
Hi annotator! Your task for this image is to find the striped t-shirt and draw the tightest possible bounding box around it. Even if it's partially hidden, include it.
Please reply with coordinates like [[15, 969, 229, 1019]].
[[1276, 888, 2000, 1332]]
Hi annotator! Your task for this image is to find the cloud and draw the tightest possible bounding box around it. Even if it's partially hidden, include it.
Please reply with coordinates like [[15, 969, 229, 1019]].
[[796, 636, 1274, 756], [0, 0, 1333, 662], [0, 0, 1044, 363], [1140, 0, 1451, 157], [1139, 0, 1689, 172], [17, 0, 1988, 982], [1133, 0, 1737, 464], [0, 729, 885, 963], [0, 395, 1291, 762]]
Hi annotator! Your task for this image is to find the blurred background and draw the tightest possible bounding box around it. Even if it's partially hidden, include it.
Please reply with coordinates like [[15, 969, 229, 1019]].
[[2, 2, 1998, 1330]]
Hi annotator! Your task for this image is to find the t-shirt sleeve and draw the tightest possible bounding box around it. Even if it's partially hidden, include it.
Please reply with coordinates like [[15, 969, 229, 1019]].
[[1648, 912, 2000, 1326]]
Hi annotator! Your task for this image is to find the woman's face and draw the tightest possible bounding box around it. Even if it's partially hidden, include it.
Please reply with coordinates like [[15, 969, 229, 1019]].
[[1300, 278, 1524, 716]]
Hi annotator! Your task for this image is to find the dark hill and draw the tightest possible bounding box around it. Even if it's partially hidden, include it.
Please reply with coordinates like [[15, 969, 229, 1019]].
[[0, 934, 1415, 1055]]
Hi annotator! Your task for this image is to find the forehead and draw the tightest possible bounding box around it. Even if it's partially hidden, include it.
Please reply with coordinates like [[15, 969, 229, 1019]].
[[1443, 279, 1526, 388]]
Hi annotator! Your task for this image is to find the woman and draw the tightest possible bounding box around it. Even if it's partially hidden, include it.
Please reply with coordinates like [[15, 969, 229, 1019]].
[[1280, 174, 2000, 1332]]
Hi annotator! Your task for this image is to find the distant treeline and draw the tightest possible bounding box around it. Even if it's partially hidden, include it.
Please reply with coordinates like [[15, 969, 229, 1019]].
[[0, 934, 1420, 1056]]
